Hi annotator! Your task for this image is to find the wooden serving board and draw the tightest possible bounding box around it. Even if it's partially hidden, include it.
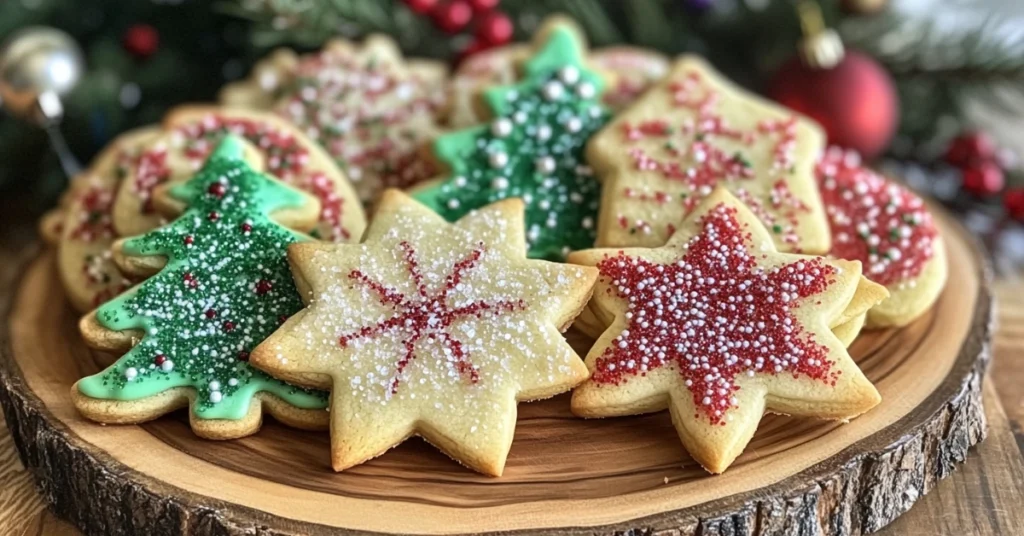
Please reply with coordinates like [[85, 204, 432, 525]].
[[0, 211, 991, 536]]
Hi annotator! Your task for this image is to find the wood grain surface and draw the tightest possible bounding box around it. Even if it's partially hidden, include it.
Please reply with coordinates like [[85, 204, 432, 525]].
[[0, 206, 1002, 535]]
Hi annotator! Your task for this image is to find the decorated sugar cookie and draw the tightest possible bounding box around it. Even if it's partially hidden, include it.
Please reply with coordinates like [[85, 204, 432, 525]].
[[589, 46, 669, 111], [588, 56, 829, 254], [56, 127, 158, 312], [447, 36, 667, 127], [413, 22, 609, 260], [220, 39, 448, 115], [266, 36, 448, 203], [816, 148, 947, 328], [111, 106, 366, 243], [74, 137, 329, 439], [447, 43, 532, 128], [250, 190, 595, 476], [569, 187, 883, 474]]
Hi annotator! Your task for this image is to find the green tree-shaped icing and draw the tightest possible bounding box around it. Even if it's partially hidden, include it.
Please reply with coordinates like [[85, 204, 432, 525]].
[[413, 26, 609, 260], [77, 136, 328, 420]]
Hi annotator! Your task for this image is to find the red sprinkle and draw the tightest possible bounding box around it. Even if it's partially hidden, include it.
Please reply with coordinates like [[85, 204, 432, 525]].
[[208, 211, 220, 222], [223, 321, 235, 332], [183, 235, 194, 245], [240, 222, 252, 233], [207, 182, 227, 198], [592, 203, 839, 425], [256, 279, 273, 295], [237, 351, 250, 361], [205, 309, 217, 319], [154, 354, 167, 366]]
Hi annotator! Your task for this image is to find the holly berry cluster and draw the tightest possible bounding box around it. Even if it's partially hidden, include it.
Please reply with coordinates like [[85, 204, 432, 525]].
[[943, 131, 1024, 221], [402, 0, 514, 59]]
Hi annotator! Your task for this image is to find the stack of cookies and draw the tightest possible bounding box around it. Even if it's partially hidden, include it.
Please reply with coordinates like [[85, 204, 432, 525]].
[[45, 16, 947, 477]]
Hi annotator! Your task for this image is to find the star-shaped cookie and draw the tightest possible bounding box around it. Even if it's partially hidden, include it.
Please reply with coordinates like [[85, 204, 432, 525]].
[[251, 190, 596, 476], [588, 56, 829, 254], [568, 186, 882, 474], [816, 148, 947, 327]]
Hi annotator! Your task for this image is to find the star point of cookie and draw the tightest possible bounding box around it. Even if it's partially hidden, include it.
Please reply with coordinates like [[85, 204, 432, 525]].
[[588, 55, 829, 254], [568, 186, 882, 474], [251, 190, 596, 476]]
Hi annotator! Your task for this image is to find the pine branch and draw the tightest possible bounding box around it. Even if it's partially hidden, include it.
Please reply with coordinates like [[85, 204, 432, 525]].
[[840, 1, 1024, 80]]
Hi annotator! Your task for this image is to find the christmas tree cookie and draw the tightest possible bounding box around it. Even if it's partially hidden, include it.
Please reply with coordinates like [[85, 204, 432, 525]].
[[267, 36, 448, 204], [568, 187, 883, 474], [816, 148, 947, 328], [412, 21, 610, 260], [55, 127, 157, 312], [111, 106, 366, 243], [74, 136, 329, 439], [588, 56, 829, 254], [250, 190, 596, 476]]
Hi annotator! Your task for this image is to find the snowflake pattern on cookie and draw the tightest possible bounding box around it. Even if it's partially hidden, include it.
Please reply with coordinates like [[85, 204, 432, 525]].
[[569, 187, 880, 474], [275, 39, 445, 204], [414, 23, 609, 260], [251, 190, 595, 476], [78, 136, 328, 421], [588, 56, 828, 254]]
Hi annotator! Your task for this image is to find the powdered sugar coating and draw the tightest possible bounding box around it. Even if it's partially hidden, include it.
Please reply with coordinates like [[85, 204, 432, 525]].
[[277, 202, 590, 409]]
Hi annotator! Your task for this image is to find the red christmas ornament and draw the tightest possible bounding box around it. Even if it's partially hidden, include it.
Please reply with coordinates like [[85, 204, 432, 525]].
[[122, 24, 160, 60], [768, 51, 897, 159], [475, 12, 513, 46], [403, 0, 438, 14], [1004, 189, 1024, 221], [961, 161, 1004, 196], [468, 0, 500, 12], [433, 1, 473, 34], [944, 131, 997, 168]]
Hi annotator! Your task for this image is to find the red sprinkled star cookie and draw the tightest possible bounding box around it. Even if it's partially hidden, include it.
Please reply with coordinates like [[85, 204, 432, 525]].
[[816, 147, 947, 327], [251, 190, 596, 476], [568, 186, 882, 474], [587, 56, 829, 254]]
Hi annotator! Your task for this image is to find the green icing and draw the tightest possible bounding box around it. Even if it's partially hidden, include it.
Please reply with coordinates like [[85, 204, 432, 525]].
[[414, 26, 610, 260], [77, 135, 328, 420]]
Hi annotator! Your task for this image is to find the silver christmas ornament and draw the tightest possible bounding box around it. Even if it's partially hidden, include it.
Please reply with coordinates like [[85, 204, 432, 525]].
[[0, 26, 85, 176]]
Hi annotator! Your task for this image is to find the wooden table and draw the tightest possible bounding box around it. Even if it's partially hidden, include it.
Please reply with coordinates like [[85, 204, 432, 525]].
[[1, 217, 1023, 535]]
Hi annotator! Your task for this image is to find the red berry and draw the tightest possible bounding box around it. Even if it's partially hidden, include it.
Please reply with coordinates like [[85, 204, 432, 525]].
[[154, 354, 167, 366], [475, 12, 513, 46], [205, 309, 217, 319], [945, 132, 997, 168], [223, 321, 236, 332], [433, 1, 473, 33], [1005, 189, 1024, 221], [404, 0, 438, 14], [208, 182, 227, 198], [123, 24, 159, 60], [183, 235, 194, 245], [961, 161, 1005, 196], [240, 222, 252, 233], [256, 279, 273, 295], [208, 211, 220, 222], [237, 351, 250, 362], [468, 0, 499, 12]]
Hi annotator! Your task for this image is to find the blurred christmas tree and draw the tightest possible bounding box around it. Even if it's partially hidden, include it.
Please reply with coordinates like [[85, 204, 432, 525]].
[[3, 0, 1024, 211]]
